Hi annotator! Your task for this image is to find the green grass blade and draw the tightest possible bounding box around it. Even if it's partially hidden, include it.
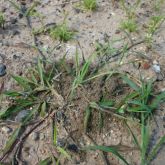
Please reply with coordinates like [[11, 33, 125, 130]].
[[57, 147, 71, 160], [121, 75, 139, 91], [147, 135, 165, 163], [0, 102, 33, 120], [79, 60, 90, 82], [75, 47, 80, 76], [38, 157, 52, 165], [40, 101, 47, 117], [25, 2, 38, 17], [98, 111, 104, 132], [0, 126, 23, 154], [53, 123, 57, 146], [4, 91, 21, 97], [150, 92, 165, 109], [7, 0, 21, 12], [84, 145, 130, 165], [37, 59, 45, 86], [84, 106, 91, 133], [22, 106, 39, 125], [125, 122, 141, 150], [12, 75, 32, 90], [141, 116, 150, 164]]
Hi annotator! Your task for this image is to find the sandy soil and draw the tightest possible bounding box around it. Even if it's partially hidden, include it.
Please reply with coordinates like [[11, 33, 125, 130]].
[[0, 0, 165, 164]]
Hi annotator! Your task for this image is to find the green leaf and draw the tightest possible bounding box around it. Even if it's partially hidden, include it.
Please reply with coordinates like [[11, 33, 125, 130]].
[[7, 0, 21, 12], [37, 59, 45, 86], [79, 60, 90, 82], [99, 100, 114, 108], [1, 126, 24, 154], [40, 101, 47, 117], [4, 91, 21, 97], [22, 107, 39, 125], [128, 100, 151, 112], [25, 2, 39, 17], [98, 111, 104, 132], [84, 145, 130, 165], [84, 107, 91, 133], [38, 157, 52, 165], [141, 117, 150, 164], [53, 123, 57, 146], [125, 122, 141, 150], [150, 92, 165, 109], [57, 147, 71, 160], [121, 75, 139, 91], [12, 75, 33, 90], [0, 102, 33, 120]]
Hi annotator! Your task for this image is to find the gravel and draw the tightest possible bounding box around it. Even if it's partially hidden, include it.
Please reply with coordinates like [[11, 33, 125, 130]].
[[0, 63, 6, 77]]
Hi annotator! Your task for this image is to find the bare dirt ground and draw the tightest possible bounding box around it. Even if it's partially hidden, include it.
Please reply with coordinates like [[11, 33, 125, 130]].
[[0, 0, 165, 165]]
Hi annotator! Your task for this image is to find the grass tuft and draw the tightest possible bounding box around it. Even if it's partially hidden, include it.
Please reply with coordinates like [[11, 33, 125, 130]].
[[120, 19, 137, 32], [83, 0, 97, 11], [0, 12, 5, 28], [50, 22, 75, 42]]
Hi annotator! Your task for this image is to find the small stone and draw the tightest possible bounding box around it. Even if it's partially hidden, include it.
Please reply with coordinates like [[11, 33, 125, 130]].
[[15, 110, 29, 122], [18, 13, 24, 19], [152, 64, 161, 73], [153, 60, 159, 65], [30, 132, 39, 141], [74, 8, 81, 14], [13, 54, 20, 60], [2, 126, 12, 134], [0, 63, 6, 77], [67, 144, 78, 152]]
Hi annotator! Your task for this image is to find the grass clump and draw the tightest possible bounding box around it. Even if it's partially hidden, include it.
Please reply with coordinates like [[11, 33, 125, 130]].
[[50, 22, 75, 42], [120, 19, 137, 32], [0, 59, 63, 121], [83, 73, 165, 165], [120, 0, 140, 33], [83, 0, 97, 11], [145, 15, 165, 44], [0, 12, 5, 28]]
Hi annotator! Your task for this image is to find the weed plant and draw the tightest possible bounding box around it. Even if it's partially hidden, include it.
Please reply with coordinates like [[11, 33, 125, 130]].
[[0, 12, 5, 28], [83, 0, 97, 11], [50, 22, 75, 42], [84, 73, 165, 165]]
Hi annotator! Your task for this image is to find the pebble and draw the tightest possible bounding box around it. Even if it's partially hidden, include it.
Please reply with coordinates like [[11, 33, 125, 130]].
[[152, 64, 161, 73], [153, 60, 159, 65], [2, 126, 12, 134], [15, 110, 29, 122], [67, 144, 78, 152], [0, 63, 6, 77], [30, 132, 39, 141]]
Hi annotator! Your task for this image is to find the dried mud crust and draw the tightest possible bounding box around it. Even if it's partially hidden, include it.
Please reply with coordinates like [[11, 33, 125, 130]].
[[0, 0, 165, 165]]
